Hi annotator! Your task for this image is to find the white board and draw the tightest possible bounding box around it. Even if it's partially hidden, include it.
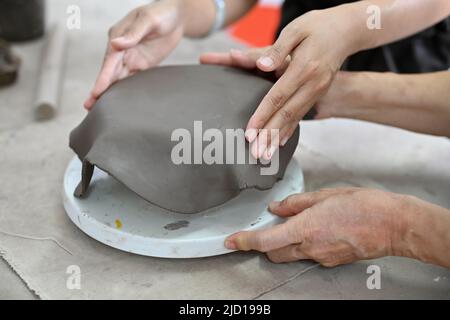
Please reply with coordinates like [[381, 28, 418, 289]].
[[63, 157, 304, 258]]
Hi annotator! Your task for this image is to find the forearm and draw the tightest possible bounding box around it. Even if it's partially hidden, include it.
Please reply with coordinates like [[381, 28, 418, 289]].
[[395, 196, 450, 269], [332, 71, 450, 137], [179, 0, 257, 38], [339, 0, 450, 55]]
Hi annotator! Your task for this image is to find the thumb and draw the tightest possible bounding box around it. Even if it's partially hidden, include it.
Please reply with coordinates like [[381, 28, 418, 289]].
[[257, 25, 305, 72]]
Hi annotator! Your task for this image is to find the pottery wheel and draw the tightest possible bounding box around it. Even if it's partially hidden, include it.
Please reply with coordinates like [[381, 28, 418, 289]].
[[63, 157, 305, 258]]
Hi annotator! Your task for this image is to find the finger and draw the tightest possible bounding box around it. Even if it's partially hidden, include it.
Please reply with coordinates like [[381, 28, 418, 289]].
[[90, 51, 125, 100], [269, 191, 330, 217], [246, 60, 306, 134], [255, 83, 311, 160], [111, 11, 156, 50], [267, 244, 310, 263], [263, 122, 297, 160], [200, 48, 264, 69], [274, 55, 292, 78], [225, 222, 299, 253], [229, 49, 260, 69], [280, 123, 299, 147], [269, 188, 356, 217], [259, 80, 320, 151], [256, 24, 306, 72], [199, 52, 234, 66], [83, 95, 97, 110], [250, 128, 270, 160]]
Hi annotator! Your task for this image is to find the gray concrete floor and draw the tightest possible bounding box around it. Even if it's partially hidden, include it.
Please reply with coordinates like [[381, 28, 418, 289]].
[[0, 257, 36, 299]]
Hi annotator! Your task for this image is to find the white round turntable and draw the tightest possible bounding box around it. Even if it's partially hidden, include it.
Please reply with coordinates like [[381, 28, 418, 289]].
[[63, 157, 304, 258]]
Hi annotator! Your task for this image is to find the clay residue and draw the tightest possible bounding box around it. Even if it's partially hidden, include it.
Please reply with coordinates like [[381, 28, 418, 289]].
[[164, 220, 189, 231]]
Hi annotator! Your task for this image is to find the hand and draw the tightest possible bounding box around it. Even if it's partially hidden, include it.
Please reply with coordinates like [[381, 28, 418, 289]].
[[84, 0, 184, 110], [225, 188, 408, 267], [202, 7, 358, 160], [314, 71, 359, 120], [201, 47, 297, 158]]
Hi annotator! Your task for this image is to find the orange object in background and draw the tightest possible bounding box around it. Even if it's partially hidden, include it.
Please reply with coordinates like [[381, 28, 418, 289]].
[[229, 2, 281, 48]]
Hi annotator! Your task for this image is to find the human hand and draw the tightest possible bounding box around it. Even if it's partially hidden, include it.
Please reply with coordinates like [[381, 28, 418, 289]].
[[201, 47, 297, 158], [202, 7, 359, 160], [84, 0, 184, 110], [225, 188, 409, 267]]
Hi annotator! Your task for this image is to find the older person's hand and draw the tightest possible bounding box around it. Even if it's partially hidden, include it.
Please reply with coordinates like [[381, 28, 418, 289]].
[[225, 188, 411, 267]]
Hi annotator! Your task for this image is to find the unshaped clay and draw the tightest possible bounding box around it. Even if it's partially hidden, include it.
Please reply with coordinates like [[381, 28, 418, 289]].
[[70, 65, 299, 213]]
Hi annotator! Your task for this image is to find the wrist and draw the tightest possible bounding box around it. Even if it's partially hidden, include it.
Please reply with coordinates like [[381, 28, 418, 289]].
[[178, 0, 216, 37], [324, 3, 369, 61], [332, 1, 381, 56], [389, 195, 420, 258], [392, 195, 449, 266], [331, 72, 395, 119], [174, 0, 188, 36], [324, 72, 368, 118]]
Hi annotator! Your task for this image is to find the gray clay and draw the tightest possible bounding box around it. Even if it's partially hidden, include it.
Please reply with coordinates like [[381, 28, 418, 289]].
[[70, 65, 299, 213]]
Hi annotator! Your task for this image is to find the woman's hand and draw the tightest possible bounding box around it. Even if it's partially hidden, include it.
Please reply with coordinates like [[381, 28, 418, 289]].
[[84, 0, 185, 110], [202, 7, 359, 160], [225, 188, 410, 267]]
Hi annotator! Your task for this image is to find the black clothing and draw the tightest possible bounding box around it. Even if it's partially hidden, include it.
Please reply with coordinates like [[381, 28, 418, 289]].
[[277, 0, 450, 73]]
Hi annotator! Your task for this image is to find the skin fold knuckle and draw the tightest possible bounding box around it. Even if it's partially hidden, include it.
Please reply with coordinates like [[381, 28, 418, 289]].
[[252, 235, 268, 252], [281, 195, 295, 210], [297, 214, 311, 238], [269, 45, 284, 61], [305, 60, 321, 78], [286, 220, 304, 243], [315, 76, 332, 93], [292, 245, 305, 259], [268, 93, 285, 110], [280, 108, 294, 122], [285, 227, 299, 244]]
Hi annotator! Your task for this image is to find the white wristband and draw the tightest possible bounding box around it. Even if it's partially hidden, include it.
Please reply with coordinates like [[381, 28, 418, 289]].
[[210, 0, 226, 34]]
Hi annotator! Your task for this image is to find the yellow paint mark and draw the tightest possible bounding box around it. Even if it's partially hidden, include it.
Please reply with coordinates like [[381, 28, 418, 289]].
[[115, 219, 122, 229]]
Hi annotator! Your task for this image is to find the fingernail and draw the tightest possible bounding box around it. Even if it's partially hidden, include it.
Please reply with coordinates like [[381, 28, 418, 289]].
[[258, 57, 274, 68], [269, 201, 281, 211], [225, 240, 237, 250], [245, 129, 257, 143], [281, 136, 289, 146], [256, 142, 266, 159], [264, 145, 277, 161]]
